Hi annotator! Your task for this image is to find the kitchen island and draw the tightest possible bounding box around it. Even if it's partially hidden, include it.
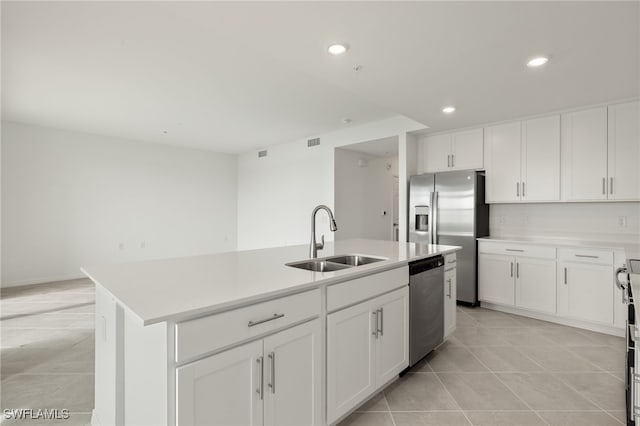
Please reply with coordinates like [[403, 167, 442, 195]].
[[82, 239, 460, 426]]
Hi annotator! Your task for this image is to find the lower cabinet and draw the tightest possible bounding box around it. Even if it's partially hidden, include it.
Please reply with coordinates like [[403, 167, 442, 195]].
[[557, 262, 614, 325], [176, 319, 321, 426], [326, 287, 409, 424], [479, 253, 515, 306], [479, 253, 556, 314], [444, 255, 457, 339]]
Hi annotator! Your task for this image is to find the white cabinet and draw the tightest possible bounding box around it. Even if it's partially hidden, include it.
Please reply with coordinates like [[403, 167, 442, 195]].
[[562, 107, 609, 201], [485, 116, 561, 203], [521, 115, 561, 202], [608, 100, 640, 200], [478, 247, 556, 315], [176, 340, 263, 426], [444, 254, 457, 339], [327, 287, 408, 424], [421, 128, 483, 173], [515, 257, 556, 314], [557, 262, 613, 325], [177, 320, 321, 426], [479, 253, 516, 306]]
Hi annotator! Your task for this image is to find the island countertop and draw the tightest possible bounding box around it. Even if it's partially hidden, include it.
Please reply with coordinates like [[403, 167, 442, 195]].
[[82, 239, 460, 326]]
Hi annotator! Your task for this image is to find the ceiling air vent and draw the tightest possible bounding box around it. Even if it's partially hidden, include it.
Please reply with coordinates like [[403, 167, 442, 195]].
[[258, 150, 268, 158], [307, 138, 320, 147]]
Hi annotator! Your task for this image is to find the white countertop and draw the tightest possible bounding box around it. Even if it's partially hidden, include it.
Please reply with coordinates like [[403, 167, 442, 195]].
[[82, 239, 460, 326], [478, 236, 640, 260]]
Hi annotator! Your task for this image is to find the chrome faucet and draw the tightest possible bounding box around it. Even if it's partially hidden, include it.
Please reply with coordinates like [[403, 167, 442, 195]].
[[310, 205, 338, 258]]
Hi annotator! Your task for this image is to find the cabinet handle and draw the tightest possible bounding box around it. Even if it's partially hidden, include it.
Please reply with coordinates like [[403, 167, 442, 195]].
[[510, 262, 514, 278], [516, 262, 519, 279], [564, 267, 567, 285], [268, 352, 276, 394], [248, 313, 285, 327], [447, 259, 456, 264], [602, 177, 606, 195], [256, 356, 264, 400], [447, 154, 451, 168], [372, 311, 378, 338], [516, 182, 520, 197], [610, 177, 614, 195], [575, 254, 599, 259], [447, 278, 452, 298], [522, 182, 526, 197], [451, 154, 455, 167], [506, 249, 524, 252], [378, 308, 384, 336]]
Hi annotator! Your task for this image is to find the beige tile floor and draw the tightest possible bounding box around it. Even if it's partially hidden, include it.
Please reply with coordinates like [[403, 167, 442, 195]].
[[0, 280, 627, 426], [338, 306, 627, 426], [1, 279, 95, 425]]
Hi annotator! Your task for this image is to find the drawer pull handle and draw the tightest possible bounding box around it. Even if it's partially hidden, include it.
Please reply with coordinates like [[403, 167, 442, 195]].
[[447, 259, 456, 264], [248, 313, 285, 327], [575, 254, 599, 259], [506, 249, 524, 252]]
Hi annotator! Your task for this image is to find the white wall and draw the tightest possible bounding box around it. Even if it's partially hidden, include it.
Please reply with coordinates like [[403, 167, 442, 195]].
[[490, 202, 640, 243], [236, 116, 425, 250], [1, 121, 238, 287], [334, 149, 398, 241]]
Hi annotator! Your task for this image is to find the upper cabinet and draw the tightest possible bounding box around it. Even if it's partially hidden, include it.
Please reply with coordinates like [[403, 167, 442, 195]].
[[608, 101, 640, 200], [485, 116, 561, 203], [562, 101, 640, 201], [420, 128, 483, 173], [561, 107, 609, 201]]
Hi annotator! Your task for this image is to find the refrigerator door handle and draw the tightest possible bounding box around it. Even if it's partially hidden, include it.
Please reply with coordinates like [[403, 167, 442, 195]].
[[428, 191, 435, 244], [432, 191, 439, 245]]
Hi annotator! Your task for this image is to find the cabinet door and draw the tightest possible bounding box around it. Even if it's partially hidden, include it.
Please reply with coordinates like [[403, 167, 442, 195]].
[[176, 340, 263, 426], [479, 253, 515, 306], [557, 262, 614, 324], [451, 128, 484, 170], [263, 319, 321, 426], [327, 300, 376, 424], [562, 107, 608, 201], [608, 101, 640, 200], [422, 133, 452, 173], [374, 287, 409, 386], [515, 257, 556, 314], [521, 115, 561, 202], [444, 267, 457, 338], [485, 122, 522, 202]]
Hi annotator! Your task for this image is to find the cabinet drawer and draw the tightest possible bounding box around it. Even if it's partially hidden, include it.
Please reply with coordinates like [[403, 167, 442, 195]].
[[175, 289, 321, 362], [444, 253, 457, 271], [478, 241, 556, 260], [558, 247, 613, 265], [327, 266, 408, 312]]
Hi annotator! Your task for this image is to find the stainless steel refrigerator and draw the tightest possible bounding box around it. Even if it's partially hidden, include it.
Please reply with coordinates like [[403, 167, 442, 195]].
[[409, 170, 489, 305]]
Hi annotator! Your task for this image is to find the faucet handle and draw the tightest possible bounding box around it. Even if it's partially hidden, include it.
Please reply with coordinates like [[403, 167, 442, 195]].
[[316, 234, 325, 250]]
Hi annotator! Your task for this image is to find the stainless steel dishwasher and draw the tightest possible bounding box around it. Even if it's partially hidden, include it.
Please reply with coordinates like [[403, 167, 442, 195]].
[[408, 255, 444, 367]]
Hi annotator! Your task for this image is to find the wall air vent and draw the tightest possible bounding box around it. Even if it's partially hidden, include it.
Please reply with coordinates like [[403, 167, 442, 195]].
[[307, 138, 320, 147], [258, 150, 268, 158]]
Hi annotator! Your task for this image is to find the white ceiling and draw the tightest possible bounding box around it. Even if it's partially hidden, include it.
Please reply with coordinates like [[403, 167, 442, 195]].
[[342, 136, 399, 158], [2, 2, 638, 154]]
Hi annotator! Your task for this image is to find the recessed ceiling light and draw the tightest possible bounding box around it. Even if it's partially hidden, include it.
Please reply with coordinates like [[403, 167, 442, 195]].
[[527, 56, 549, 67], [328, 43, 349, 55], [442, 106, 456, 114]]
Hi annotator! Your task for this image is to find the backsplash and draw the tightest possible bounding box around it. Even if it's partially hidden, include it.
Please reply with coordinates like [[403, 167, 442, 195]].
[[490, 202, 640, 243]]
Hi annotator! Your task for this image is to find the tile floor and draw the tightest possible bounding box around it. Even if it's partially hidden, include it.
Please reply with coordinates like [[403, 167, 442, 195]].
[[339, 306, 626, 426], [1, 279, 95, 425], [0, 280, 627, 426]]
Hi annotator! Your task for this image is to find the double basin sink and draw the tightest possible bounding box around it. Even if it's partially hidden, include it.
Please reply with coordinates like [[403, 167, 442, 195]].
[[286, 254, 386, 272]]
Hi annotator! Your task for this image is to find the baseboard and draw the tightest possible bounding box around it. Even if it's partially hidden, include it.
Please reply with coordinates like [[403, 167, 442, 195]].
[[480, 301, 625, 337], [1, 273, 86, 289]]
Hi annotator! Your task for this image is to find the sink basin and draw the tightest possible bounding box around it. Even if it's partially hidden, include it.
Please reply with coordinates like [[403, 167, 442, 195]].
[[325, 255, 386, 266], [286, 259, 352, 272], [286, 254, 387, 272]]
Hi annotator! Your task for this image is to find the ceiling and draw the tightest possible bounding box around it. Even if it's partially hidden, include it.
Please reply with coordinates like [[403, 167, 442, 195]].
[[341, 136, 399, 158], [2, 2, 638, 154]]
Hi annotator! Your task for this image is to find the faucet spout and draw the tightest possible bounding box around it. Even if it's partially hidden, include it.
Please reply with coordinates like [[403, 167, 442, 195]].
[[310, 205, 338, 258]]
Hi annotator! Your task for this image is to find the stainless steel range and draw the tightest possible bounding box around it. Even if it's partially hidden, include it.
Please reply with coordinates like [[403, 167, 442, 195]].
[[618, 259, 640, 426]]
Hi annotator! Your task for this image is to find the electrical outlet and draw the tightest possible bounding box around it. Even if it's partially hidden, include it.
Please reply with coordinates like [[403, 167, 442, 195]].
[[497, 216, 506, 225], [118, 243, 124, 250], [618, 216, 628, 228], [140, 241, 146, 249]]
